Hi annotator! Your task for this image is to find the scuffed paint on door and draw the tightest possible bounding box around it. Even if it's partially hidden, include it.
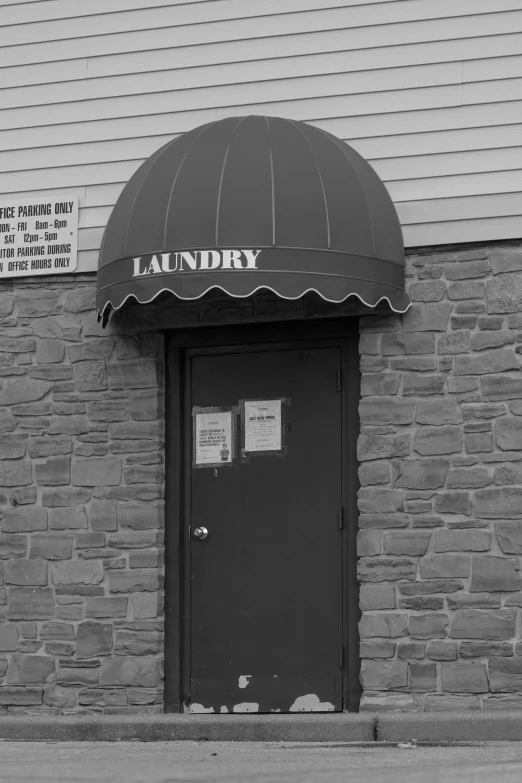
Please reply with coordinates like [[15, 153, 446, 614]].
[[238, 675, 252, 689], [289, 694, 335, 712], [190, 703, 215, 714], [232, 702, 259, 713]]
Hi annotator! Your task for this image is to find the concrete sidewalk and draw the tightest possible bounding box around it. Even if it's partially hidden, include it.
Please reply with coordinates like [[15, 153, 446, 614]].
[[0, 713, 522, 743]]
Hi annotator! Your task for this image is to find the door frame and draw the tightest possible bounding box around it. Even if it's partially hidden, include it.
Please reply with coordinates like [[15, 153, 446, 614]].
[[164, 318, 361, 713]]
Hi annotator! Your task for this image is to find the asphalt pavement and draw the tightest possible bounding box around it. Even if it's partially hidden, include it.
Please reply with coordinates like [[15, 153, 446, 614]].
[[1, 741, 522, 782]]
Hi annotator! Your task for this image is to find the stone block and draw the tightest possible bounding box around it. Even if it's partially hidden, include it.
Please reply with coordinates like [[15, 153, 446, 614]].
[[28, 436, 72, 459], [409, 662, 436, 692], [437, 331, 471, 355], [462, 403, 507, 420], [471, 555, 522, 592], [447, 468, 492, 489], [381, 332, 436, 354], [63, 287, 95, 313], [434, 492, 472, 515], [7, 587, 54, 620], [383, 531, 431, 556], [35, 456, 71, 486], [408, 613, 448, 639], [360, 373, 400, 396], [402, 375, 446, 396], [124, 465, 163, 485], [115, 629, 161, 656], [359, 584, 395, 611], [414, 426, 461, 456], [426, 641, 458, 661], [471, 331, 514, 352], [87, 399, 129, 423], [78, 687, 127, 707], [52, 561, 103, 585], [359, 613, 408, 638], [415, 399, 462, 425], [0, 435, 27, 460], [455, 349, 520, 376], [357, 530, 380, 556], [107, 360, 160, 390], [357, 433, 410, 461], [48, 416, 88, 436], [394, 458, 449, 490], [396, 641, 426, 659], [71, 457, 122, 487], [409, 281, 446, 302], [29, 532, 73, 560], [0, 687, 43, 706], [1, 508, 47, 533], [444, 259, 490, 279], [42, 488, 91, 507], [420, 555, 469, 578], [49, 506, 88, 530], [360, 660, 408, 690], [358, 558, 416, 582], [489, 658, 522, 692], [412, 516, 444, 528], [129, 390, 162, 421], [359, 514, 409, 529], [496, 521, 522, 554], [67, 340, 114, 363], [0, 535, 26, 559], [85, 597, 128, 619], [358, 462, 391, 487], [496, 416, 522, 451], [358, 489, 402, 514], [9, 486, 37, 506], [450, 608, 516, 640], [448, 280, 484, 300], [76, 622, 113, 658], [434, 529, 490, 552], [360, 640, 395, 659], [6, 654, 54, 684], [0, 462, 32, 488], [130, 592, 158, 619], [399, 595, 443, 610], [441, 661, 488, 693], [0, 625, 18, 652], [109, 571, 160, 593], [40, 622, 75, 640], [487, 274, 522, 313], [465, 431, 494, 453], [5, 559, 47, 586], [402, 302, 452, 332], [74, 362, 108, 392], [476, 487, 522, 519], [391, 357, 437, 372], [481, 375, 522, 402], [90, 500, 118, 531], [29, 365, 73, 382], [43, 684, 77, 708], [36, 339, 64, 364], [0, 379, 51, 406], [0, 410, 17, 435], [100, 657, 161, 687], [460, 642, 513, 658], [359, 398, 415, 426], [56, 666, 100, 686], [484, 695, 522, 710], [360, 693, 416, 712]]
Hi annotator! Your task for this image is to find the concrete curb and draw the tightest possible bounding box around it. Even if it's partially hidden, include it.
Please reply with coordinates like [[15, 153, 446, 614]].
[[0, 714, 374, 743], [0, 713, 522, 742]]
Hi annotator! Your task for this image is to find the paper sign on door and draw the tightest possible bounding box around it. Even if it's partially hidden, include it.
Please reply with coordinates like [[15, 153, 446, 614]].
[[241, 399, 288, 458], [193, 407, 235, 467]]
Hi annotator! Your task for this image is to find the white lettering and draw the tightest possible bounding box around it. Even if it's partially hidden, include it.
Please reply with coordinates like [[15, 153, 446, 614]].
[[199, 250, 221, 270], [133, 257, 147, 277], [161, 252, 178, 272], [221, 249, 243, 269], [148, 255, 161, 274], [242, 249, 261, 269], [180, 251, 197, 270]]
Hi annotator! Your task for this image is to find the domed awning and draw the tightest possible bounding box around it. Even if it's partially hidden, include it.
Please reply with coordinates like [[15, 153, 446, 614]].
[[96, 115, 410, 324]]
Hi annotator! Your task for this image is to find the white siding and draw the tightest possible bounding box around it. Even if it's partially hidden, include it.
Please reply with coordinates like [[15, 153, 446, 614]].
[[0, 0, 521, 273]]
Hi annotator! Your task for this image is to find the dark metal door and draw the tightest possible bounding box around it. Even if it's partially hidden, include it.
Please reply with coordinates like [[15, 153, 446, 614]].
[[186, 345, 343, 714]]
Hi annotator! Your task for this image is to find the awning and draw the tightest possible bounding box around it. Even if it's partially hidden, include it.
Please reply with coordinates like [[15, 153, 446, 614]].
[[96, 115, 410, 324]]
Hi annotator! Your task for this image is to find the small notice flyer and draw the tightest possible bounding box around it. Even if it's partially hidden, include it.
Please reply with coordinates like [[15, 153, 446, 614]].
[[243, 399, 282, 453], [194, 409, 233, 466]]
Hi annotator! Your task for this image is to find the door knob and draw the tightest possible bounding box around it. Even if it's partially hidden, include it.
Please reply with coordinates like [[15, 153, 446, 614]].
[[194, 526, 209, 540]]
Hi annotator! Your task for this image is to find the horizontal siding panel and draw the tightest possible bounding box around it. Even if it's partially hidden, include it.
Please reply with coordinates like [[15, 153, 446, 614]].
[[403, 215, 522, 246], [76, 249, 99, 274], [3, 100, 522, 154], [4, 131, 522, 179], [1, 8, 521, 68], [0, 61, 462, 111], [86, 31, 522, 83], [388, 169, 522, 202], [0, 83, 464, 132], [464, 53, 522, 83], [2, 29, 522, 91], [464, 76, 522, 104], [373, 146, 522, 181], [4, 1, 522, 48], [397, 192, 522, 224], [1, 0, 401, 32], [0, 161, 141, 193]]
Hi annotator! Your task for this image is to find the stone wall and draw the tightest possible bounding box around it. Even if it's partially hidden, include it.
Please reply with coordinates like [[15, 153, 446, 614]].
[[358, 241, 522, 712], [0, 277, 164, 714]]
